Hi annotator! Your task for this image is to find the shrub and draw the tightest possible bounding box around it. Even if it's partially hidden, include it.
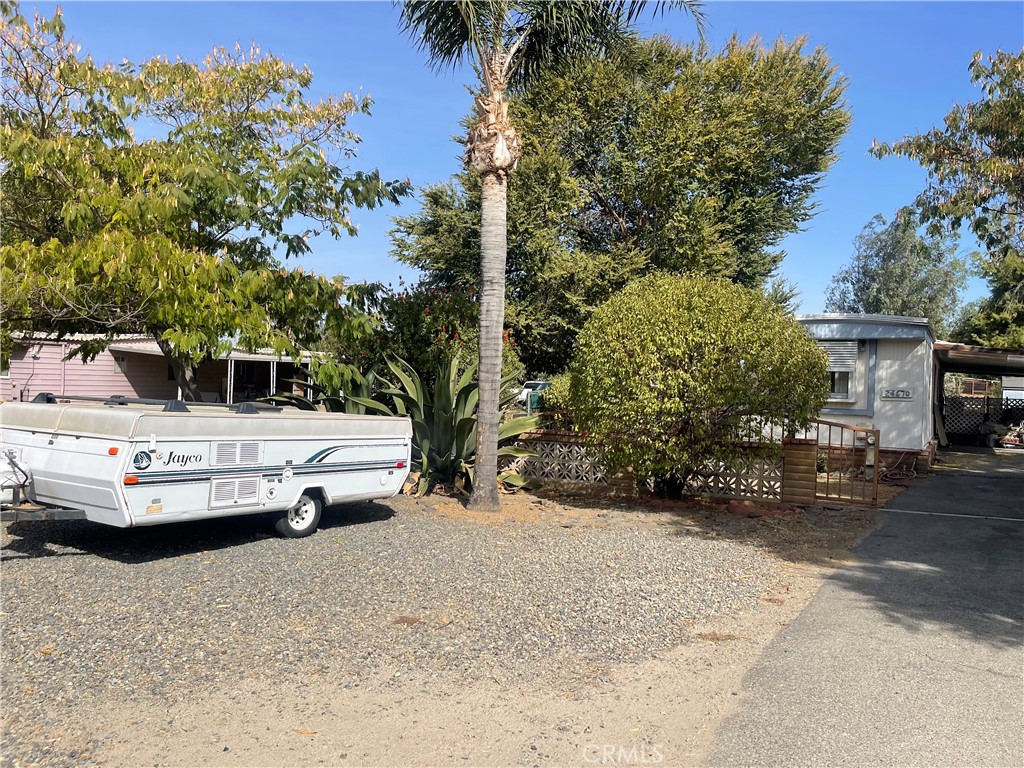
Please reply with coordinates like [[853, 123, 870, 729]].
[[569, 273, 829, 494], [536, 372, 573, 429], [270, 350, 536, 496]]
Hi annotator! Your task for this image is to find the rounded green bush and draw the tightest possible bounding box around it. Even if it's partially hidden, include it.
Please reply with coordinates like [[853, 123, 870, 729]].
[[569, 273, 829, 483]]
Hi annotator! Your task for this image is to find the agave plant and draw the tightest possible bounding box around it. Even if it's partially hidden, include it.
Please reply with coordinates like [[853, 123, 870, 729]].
[[350, 354, 538, 496]]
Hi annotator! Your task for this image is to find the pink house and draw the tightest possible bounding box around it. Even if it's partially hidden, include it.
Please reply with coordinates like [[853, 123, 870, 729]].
[[2, 336, 312, 404]]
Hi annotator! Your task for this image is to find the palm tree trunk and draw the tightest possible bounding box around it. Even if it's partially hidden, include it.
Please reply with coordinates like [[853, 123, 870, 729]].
[[468, 172, 508, 510]]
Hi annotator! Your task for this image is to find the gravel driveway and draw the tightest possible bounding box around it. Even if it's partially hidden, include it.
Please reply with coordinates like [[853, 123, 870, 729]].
[[1, 495, 851, 766]]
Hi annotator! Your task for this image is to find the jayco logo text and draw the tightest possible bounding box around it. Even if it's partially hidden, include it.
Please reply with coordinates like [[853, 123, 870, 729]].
[[162, 451, 203, 467]]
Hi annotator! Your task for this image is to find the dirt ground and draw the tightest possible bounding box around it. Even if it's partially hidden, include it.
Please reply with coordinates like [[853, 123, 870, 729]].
[[83, 580, 817, 768], [3, 489, 890, 768]]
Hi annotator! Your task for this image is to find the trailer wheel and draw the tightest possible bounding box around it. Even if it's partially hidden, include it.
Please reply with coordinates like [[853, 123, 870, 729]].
[[273, 494, 322, 538]]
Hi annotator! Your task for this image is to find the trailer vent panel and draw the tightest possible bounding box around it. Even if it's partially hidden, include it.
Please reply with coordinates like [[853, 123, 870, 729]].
[[211, 480, 237, 505], [211, 441, 263, 467], [214, 442, 237, 466], [238, 442, 261, 464], [210, 476, 261, 508], [237, 477, 259, 500]]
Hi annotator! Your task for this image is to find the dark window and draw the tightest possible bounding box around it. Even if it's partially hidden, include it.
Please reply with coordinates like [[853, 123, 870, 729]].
[[829, 371, 850, 399]]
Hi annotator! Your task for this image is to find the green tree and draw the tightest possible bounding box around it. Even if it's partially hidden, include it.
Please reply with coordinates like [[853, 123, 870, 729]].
[[392, 34, 849, 373], [320, 281, 523, 388], [871, 49, 1023, 347], [398, 0, 703, 509], [825, 212, 968, 337], [569, 273, 829, 496], [1, 5, 409, 397]]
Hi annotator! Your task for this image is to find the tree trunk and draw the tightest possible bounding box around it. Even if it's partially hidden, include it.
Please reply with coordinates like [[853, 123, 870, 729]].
[[155, 336, 201, 402], [467, 172, 508, 510]]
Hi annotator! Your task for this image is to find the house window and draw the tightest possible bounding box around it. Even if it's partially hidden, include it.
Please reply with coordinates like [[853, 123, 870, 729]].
[[818, 341, 858, 402], [829, 371, 850, 399], [113, 355, 128, 374], [961, 378, 991, 397]]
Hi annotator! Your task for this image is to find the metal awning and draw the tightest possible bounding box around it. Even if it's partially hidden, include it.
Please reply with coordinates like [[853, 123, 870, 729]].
[[107, 340, 313, 363], [106, 341, 166, 357], [934, 341, 1024, 376]]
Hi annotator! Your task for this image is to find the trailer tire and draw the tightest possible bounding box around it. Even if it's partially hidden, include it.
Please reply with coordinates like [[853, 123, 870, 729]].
[[273, 493, 322, 538]]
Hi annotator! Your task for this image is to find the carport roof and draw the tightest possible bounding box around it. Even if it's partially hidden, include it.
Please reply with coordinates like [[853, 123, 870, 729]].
[[934, 341, 1024, 376], [107, 339, 315, 363]]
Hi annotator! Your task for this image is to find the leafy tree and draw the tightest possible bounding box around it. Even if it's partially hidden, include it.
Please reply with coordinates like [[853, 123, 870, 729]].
[[393, 34, 849, 373], [569, 273, 829, 497], [326, 282, 480, 378], [871, 49, 1023, 347], [825, 212, 968, 337], [0, 5, 409, 397], [320, 281, 523, 389]]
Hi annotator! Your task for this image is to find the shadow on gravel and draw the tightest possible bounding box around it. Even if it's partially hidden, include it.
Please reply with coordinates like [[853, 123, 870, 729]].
[[0, 500, 397, 564], [532, 488, 878, 569], [539, 483, 1023, 648]]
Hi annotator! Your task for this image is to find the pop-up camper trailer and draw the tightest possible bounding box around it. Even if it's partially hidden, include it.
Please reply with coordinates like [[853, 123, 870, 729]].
[[0, 395, 412, 537]]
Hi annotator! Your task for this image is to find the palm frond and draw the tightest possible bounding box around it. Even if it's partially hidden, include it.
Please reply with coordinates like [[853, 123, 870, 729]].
[[620, 0, 706, 31], [400, 0, 705, 91], [398, 0, 477, 73], [507, 0, 706, 90]]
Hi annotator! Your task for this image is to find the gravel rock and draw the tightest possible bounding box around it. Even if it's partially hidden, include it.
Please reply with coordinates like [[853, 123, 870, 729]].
[[1, 498, 781, 766]]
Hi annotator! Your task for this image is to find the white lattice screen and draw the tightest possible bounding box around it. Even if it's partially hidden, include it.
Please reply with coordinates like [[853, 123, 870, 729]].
[[944, 397, 1024, 433]]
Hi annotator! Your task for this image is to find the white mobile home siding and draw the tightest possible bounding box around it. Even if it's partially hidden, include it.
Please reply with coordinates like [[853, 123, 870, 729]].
[[800, 315, 935, 454], [874, 338, 932, 450]]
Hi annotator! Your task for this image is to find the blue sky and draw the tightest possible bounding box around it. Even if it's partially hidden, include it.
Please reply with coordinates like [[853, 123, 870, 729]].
[[34, 1, 1024, 312]]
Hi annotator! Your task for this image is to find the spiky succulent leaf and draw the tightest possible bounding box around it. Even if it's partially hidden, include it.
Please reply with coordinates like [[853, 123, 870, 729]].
[[319, 396, 346, 413], [454, 415, 477, 461], [345, 395, 396, 417], [498, 414, 540, 442], [497, 445, 535, 459], [262, 393, 317, 410]]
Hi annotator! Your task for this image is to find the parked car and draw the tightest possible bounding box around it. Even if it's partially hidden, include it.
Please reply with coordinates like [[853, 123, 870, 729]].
[[516, 380, 552, 408]]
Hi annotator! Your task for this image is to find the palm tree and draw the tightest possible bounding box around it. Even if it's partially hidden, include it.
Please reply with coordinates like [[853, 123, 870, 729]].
[[399, 0, 704, 510]]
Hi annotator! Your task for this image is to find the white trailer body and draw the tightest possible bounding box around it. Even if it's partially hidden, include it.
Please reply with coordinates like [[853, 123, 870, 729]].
[[0, 400, 411, 535]]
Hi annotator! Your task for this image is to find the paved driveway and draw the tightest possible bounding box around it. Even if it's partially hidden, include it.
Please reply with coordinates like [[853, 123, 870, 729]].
[[708, 451, 1024, 767]]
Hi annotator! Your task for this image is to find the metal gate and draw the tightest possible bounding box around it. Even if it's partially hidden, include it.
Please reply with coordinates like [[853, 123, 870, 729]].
[[791, 419, 880, 506]]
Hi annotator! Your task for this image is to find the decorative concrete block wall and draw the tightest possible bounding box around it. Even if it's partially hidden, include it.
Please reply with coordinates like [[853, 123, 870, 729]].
[[511, 431, 796, 502]]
